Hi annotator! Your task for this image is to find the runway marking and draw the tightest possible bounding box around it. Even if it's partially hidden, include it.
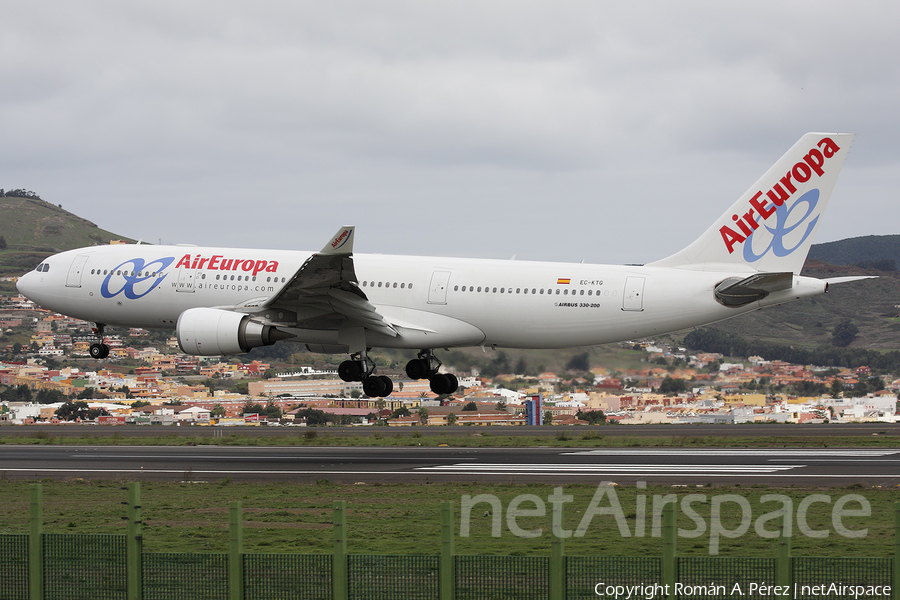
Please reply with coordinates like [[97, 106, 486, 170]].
[[564, 449, 900, 456], [0, 467, 898, 479], [415, 463, 803, 474]]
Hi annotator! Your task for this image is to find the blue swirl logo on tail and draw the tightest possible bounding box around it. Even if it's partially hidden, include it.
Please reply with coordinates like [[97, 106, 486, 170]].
[[743, 189, 820, 262]]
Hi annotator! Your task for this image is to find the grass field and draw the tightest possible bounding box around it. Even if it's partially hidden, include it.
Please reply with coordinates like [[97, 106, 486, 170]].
[[0, 478, 896, 558], [3, 429, 900, 449]]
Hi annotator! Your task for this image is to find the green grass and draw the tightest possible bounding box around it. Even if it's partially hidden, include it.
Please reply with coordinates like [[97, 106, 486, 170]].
[[0, 479, 896, 558], [2, 430, 900, 449]]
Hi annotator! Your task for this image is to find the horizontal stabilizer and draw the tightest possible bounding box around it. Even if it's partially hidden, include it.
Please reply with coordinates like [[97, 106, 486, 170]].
[[715, 272, 793, 307], [823, 275, 879, 285]]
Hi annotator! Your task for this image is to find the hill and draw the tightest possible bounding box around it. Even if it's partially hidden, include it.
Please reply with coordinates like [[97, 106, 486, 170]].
[[696, 260, 900, 351], [808, 235, 900, 270], [0, 194, 132, 277]]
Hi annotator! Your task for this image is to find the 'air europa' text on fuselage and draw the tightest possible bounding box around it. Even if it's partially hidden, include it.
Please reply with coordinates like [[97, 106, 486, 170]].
[[719, 136, 841, 254], [174, 254, 280, 276]]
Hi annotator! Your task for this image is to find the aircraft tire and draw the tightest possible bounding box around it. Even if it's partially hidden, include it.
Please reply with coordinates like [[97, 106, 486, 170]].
[[405, 359, 429, 380], [90, 343, 109, 359], [338, 360, 363, 382], [363, 376, 386, 398], [378, 375, 393, 397], [429, 374, 451, 395], [445, 373, 459, 394]]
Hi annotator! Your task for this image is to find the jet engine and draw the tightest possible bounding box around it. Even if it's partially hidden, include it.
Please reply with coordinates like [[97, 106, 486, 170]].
[[176, 307, 293, 356]]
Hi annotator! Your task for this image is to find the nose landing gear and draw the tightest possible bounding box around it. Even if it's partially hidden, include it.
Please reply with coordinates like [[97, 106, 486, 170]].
[[89, 323, 110, 359]]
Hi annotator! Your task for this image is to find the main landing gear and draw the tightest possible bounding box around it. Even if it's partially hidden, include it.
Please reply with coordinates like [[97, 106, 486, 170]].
[[337, 348, 460, 398], [406, 349, 459, 395], [89, 323, 110, 359], [338, 351, 393, 398]]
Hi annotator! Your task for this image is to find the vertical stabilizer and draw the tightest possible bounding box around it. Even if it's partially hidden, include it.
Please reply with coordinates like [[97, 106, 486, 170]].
[[648, 133, 853, 273]]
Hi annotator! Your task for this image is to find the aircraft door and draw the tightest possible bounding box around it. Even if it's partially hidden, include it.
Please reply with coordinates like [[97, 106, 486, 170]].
[[66, 254, 89, 288], [176, 264, 199, 293], [427, 270, 451, 305], [622, 276, 645, 311]]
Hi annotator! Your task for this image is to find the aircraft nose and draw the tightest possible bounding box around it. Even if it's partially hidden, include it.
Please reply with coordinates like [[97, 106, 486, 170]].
[[16, 271, 37, 299]]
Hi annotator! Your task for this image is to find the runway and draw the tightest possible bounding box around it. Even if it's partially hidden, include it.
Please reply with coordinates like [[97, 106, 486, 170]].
[[1, 445, 898, 486]]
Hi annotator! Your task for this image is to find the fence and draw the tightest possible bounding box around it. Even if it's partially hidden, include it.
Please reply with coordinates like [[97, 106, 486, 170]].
[[0, 484, 896, 600]]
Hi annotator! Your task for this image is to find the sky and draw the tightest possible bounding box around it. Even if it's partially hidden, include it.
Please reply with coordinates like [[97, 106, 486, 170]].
[[2, 1, 898, 265]]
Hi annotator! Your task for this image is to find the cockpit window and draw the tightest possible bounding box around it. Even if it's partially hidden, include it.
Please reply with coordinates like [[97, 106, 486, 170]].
[[35, 263, 49, 272]]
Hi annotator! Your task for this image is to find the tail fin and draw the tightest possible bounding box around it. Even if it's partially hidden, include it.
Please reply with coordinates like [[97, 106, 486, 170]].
[[648, 133, 854, 273]]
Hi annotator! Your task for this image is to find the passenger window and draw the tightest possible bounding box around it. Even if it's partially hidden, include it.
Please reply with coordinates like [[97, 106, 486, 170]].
[[454, 286, 458, 291], [393, 283, 398, 288], [409, 283, 413, 289], [492, 287, 497, 293], [477, 287, 482, 292], [378, 282, 382, 287], [401, 283, 405, 289], [516, 288, 521, 294], [564, 289, 568, 295], [556, 289, 560, 295], [540, 289, 544, 294]]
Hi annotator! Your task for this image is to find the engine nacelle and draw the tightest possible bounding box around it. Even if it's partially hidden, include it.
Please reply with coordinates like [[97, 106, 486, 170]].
[[177, 307, 291, 356]]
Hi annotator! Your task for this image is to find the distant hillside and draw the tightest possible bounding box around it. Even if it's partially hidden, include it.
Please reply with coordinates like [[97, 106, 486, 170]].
[[808, 235, 900, 270], [693, 260, 900, 351], [0, 195, 132, 277]]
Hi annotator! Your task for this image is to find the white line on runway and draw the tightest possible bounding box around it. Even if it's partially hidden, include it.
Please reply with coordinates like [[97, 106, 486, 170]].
[[415, 463, 803, 473], [564, 449, 899, 456]]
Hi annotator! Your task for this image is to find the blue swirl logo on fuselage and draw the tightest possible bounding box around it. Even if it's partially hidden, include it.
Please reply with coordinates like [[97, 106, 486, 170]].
[[101, 257, 175, 299], [743, 189, 820, 262]]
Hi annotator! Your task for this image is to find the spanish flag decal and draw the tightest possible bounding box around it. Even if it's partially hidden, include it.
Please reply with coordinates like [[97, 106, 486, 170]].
[[557, 278, 571, 285]]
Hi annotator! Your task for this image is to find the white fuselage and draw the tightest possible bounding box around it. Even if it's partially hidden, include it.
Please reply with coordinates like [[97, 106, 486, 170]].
[[16, 244, 826, 351]]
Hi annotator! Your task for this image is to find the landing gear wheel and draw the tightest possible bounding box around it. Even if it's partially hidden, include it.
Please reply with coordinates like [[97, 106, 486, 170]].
[[378, 375, 393, 397], [89, 343, 110, 359], [444, 373, 459, 394], [363, 375, 387, 398], [338, 360, 363, 382], [429, 373, 453, 395], [405, 358, 430, 380]]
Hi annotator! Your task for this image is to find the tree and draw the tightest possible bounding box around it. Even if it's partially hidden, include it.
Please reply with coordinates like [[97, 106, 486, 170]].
[[35, 389, 66, 404], [55, 401, 108, 421], [830, 379, 844, 398], [417, 407, 429, 425], [0, 384, 32, 403], [294, 407, 329, 425], [832, 320, 859, 348], [543, 410, 553, 425], [658, 376, 687, 395], [446, 412, 458, 426], [576, 409, 607, 425], [496, 401, 507, 412], [390, 406, 411, 419], [210, 403, 226, 418], [565, 352, 590, 373], [462, 401, 477, 411]]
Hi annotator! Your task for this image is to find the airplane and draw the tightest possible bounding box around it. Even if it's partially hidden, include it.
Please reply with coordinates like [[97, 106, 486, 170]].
[[16, 132, 870, 398]]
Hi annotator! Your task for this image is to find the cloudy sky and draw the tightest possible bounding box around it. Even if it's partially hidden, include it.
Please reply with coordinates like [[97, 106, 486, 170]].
[[3, 2, 898, 264]]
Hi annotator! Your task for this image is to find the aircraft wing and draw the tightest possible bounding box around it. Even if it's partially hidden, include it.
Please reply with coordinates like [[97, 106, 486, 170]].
[[260, 226, 399, 337]]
